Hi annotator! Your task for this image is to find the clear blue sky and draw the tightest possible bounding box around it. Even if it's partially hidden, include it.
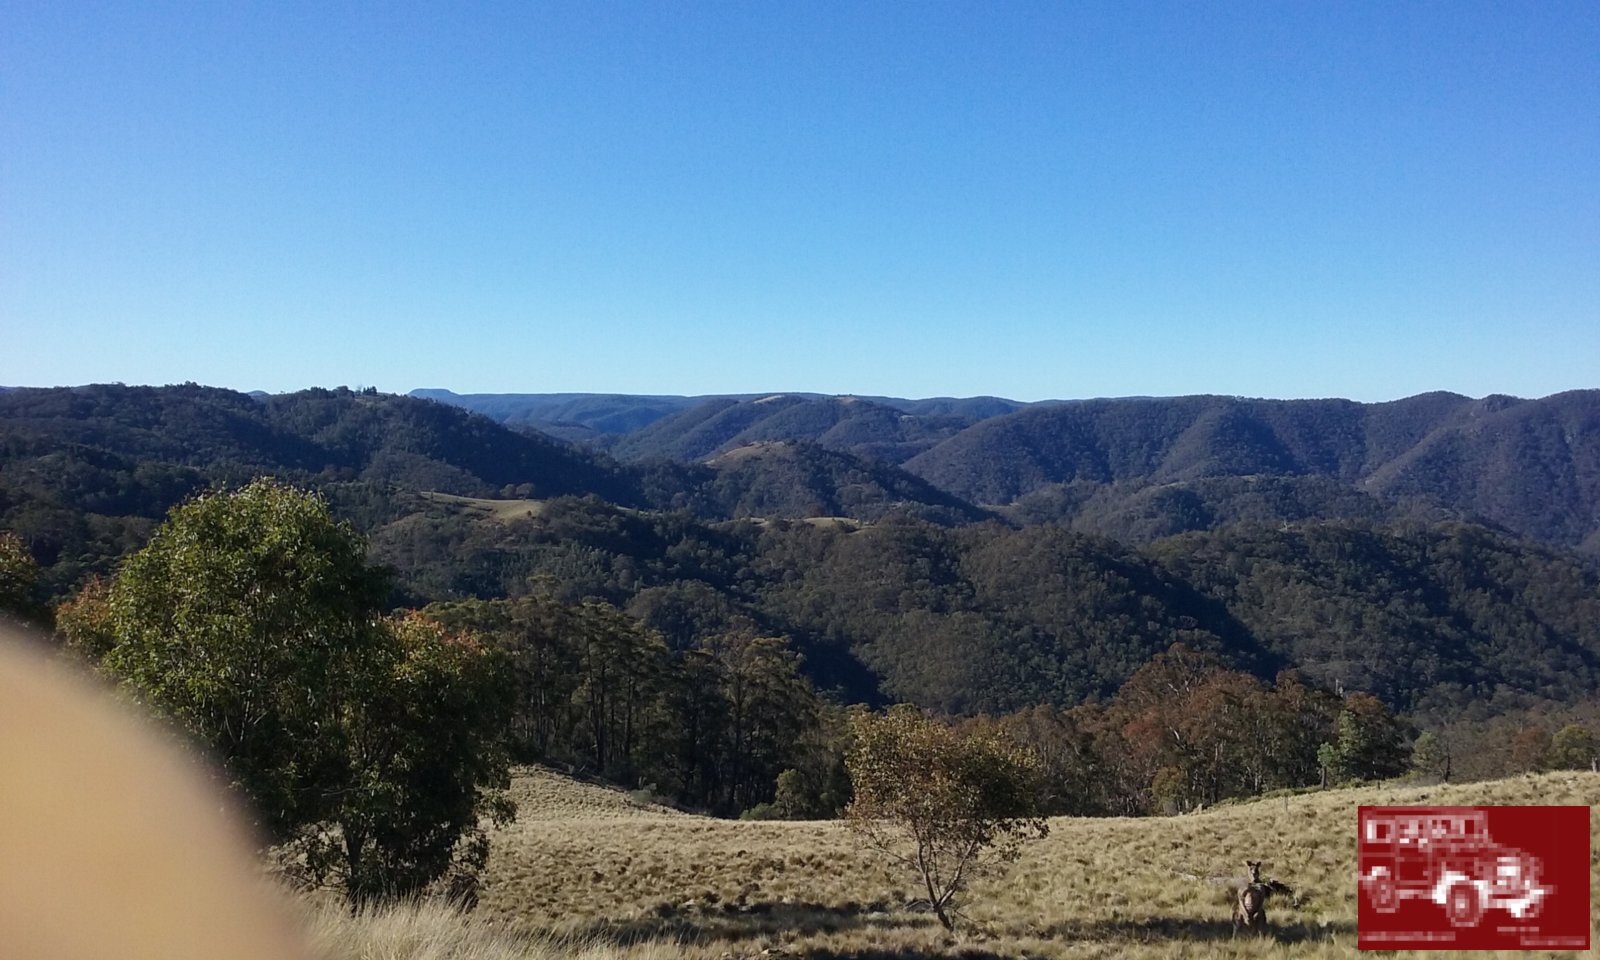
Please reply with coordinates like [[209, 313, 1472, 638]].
[[4, 1, 1596, 402]]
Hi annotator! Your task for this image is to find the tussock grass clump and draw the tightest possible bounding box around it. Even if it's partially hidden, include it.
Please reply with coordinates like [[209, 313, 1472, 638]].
[[305, 898, 682, 960]]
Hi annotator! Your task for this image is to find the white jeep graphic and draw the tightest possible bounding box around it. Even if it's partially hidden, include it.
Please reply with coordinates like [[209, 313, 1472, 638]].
[[1361, 808, 1549, 927]]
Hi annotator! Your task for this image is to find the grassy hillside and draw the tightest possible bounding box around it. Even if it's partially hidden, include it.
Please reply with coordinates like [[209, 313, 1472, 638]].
[[311, 766, 1600, 959], [418, 491, 550, 522]]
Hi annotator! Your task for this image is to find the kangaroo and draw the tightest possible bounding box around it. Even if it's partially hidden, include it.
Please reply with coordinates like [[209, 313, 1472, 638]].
[[1233, 860, 1295, 937]]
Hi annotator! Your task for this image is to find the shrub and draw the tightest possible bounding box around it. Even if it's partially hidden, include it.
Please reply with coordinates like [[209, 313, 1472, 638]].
[[844, 706, 1046, 930]]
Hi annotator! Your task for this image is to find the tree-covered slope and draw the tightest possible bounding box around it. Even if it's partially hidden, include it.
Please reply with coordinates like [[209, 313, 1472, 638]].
[[1147, 522, 1600, 713], [410, 389, 701, 434], [905, 391, 1600, 553], [0, 384, 639, 500], [607, 395, 977, 465], [11, 384, 1600, 725], [0, 385, 646, 594], [0, 386, 995, 599], [1004, 475, 1457, 543], [1360, 390, 1600, 549], [406, 388, 1600, 555], [409, 389, 1037, 442], [357, 487, 1600, 718], [700, 440, 990, 525]]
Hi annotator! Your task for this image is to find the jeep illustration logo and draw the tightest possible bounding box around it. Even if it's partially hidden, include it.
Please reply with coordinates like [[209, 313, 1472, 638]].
[[1358, 805, 1590, 950]]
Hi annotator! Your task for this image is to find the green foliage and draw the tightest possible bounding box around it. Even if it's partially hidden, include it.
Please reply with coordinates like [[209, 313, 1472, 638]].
[[102, 479, 390, 836], [54, 575, 115, 659], [1408, 730, 1452, 782], [1318, 693, 1409, 784], [845, 707, 1047, 930], [1037, 649, 1342, 815], [12, 383, 1600, 728], [0, 531, 40, 621], [13, 382, 1600, 815], [977, 705, 1106, 816], [1150, 522, 1600, 712], [735, 758, 849, 821], [1546, 724, 1597, 770], [699, 440, 987, 525], [426, 596, 825, 816], [1150, 766, 1190, 814], [769, 769, 812, 819], [291, 613, 515, 906], [609, 395, 973, 466], [93, 479, 512, 904], [0, 385, 646, 603], [707, 632, 822, 811], [0, 387, 986, 607]]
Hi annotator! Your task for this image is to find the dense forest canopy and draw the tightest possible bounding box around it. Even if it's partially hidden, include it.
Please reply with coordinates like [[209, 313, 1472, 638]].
[[419, 387, 1600, 557]]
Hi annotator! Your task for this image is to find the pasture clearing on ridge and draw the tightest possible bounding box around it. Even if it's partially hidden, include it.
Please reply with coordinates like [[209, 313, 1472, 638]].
[[419, 491, 550, 522]]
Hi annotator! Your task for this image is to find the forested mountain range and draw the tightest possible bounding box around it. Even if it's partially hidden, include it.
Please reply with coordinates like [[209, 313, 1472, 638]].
[[903, 391, 1600, 554], [0, 385, 984, 595], [6, 382, 1600, 727], [419, 388, 1600, 558], [409, 388, 1037, 442]]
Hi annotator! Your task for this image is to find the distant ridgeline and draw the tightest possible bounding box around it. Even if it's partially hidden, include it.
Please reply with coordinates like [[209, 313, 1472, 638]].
[[415, 387, 1600, 556], [4, 383, 1600, 719]]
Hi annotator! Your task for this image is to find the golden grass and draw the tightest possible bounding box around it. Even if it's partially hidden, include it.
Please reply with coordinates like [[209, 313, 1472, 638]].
[[304, 898, 684, 960], [465, 767, 1600, 959], [505, 767, 693, 821], [703, 443, 786, 466], [420, 492, 547, 522]]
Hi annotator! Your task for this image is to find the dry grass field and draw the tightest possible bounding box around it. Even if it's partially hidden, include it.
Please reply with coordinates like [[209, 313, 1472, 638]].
[[420, 491, 549, 522], [320, 766, 1596, 960]]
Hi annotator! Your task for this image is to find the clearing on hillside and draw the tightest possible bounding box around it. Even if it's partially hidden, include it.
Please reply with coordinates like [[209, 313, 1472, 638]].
[[419, 491, 547, 522]]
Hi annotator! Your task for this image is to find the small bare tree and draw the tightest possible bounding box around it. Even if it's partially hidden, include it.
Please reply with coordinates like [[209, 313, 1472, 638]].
[[845, 706, 1047, 930]]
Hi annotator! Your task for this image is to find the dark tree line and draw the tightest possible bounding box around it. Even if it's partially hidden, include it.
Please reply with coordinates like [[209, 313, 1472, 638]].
[[960, 644, 1409, 816], [422, 594, 842, 817]]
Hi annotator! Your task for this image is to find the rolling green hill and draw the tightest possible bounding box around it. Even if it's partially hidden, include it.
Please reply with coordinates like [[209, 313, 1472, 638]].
[[354, 487, 1600, 716], [0, 386, 990, 599], [609, 395, 976, 465], [698, 440, 989, 525], [409, 389, 1036, 440], [905, 391, 1600, 554], [417, 388, 1600, 557], [8, 383, 1600, 723]]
